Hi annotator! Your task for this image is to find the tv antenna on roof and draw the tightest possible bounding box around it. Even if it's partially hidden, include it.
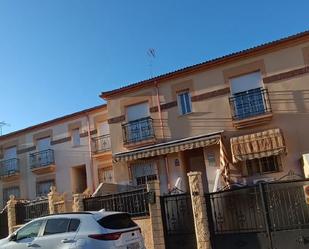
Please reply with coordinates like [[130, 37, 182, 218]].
[[0, 121, 10, 136], [147, 48, 156, 78]]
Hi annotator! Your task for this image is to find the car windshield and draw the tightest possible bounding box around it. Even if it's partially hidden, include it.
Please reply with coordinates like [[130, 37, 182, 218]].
[[16, 220, 43, 241], [97, 213, 137, 230]]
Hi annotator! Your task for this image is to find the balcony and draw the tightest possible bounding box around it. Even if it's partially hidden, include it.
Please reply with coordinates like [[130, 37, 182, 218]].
[[92, 134, 111, 156], [229, 87, 272, 129], [122, 117, 155, 147], [30, 149, 56, 174], [0, 158, 20, 181]]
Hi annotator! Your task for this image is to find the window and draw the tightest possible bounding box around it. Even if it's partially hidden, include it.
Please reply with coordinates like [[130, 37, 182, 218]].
[[230, 72, 268, 120], [95, 122, 111, 151], [37, 180, 55, 197], [177, 91, 192, 115], [97, 213, 137, 230], [43, 219, 70, 235], [4, 146, 17, 160], [245, 155, 281, 176], [16, 220, 43, 241], [124, 102, 154, 143], [68, 219, 80, 232], [3, 146, 18, 174], [127, 102, 149, 122], [37, 137, 51, 151], [3, 186, 20, 203], [72, 128, 80, 146], [98, 122, 110, 136], [98, 168, 114, 183], [131, 162, 157, 186]]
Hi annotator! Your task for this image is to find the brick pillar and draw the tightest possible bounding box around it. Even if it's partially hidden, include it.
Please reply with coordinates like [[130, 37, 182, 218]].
[[147, 180, 166, 249], [7, 195, 17, 234], [48, 186, 57, 214], [187, 172, 212, 249], [72, 193, 85, 212]]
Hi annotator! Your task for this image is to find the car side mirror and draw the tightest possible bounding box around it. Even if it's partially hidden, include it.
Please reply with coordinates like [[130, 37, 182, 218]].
[[9, 233, 17, 241]]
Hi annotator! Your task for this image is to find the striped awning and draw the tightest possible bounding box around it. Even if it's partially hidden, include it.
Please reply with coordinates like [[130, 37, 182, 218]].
[[231, 128, 286, 163], [114, 132, 222, 162]]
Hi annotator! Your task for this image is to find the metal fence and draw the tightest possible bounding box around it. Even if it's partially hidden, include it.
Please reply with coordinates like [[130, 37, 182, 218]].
[[29, 149, 55, 169], [122, 117, 155, 144], [229, 87, 271, 120], [0, 209, 8, 239], [92, 134, 111, 154], [83, 188, 149, 217], [0, 158, 20, 178], [206, 179, 309, 249], [265, 180, 309, 231], [206, 185, 265, 234], [161, 193, 197, 249], [15, 198, 49, 224]]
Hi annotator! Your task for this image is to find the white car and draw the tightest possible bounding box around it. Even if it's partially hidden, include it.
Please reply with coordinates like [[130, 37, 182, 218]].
[[0, 211, 145, 249]]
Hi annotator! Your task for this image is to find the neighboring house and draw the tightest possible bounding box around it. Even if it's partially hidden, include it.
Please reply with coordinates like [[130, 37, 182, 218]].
[[100, 31, 309, 194], [0, 105, 112, 208]]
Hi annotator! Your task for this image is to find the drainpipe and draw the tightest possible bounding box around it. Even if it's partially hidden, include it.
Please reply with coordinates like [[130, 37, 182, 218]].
[[86, 114, 96, 192], [155, 81, 164, 139], [165, 156, 171, 191], [155, 81, 171, 190]]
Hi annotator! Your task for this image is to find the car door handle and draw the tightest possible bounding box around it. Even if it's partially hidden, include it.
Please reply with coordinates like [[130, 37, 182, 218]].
[[61, 238, 75, 243], [27, 243, 40, 248]]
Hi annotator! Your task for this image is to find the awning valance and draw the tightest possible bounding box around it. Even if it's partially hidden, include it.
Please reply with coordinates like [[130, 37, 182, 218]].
[[114, 131, 222, 162], [231, 128, 286, 163]]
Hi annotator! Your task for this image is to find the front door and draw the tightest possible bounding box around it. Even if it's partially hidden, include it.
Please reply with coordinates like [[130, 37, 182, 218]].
[[185, 148, 209, 192]]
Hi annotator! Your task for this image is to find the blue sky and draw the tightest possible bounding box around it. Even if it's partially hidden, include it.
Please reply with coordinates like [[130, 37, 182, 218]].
[[0, 0, 308, 134]]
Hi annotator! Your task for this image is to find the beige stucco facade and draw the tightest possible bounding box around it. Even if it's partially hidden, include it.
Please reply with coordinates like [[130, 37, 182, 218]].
[[1, 32, 309, 208], [0, 105, 113, 208], [102, 35, 309, 194]]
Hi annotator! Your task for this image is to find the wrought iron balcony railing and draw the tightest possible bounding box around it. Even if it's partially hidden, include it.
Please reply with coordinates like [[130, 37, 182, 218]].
[[92, 134, 111, 154], [122, 117, 155, 144], [229, 87, 272, 120], [0, 158, 19, 177], [30, 149, 55, 169]]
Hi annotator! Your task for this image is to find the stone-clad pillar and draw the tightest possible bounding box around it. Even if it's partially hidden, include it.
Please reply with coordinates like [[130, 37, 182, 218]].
[[187, 172, 212, 249], [147, 180, 166, 249], [72, 193, 85, 212], [7, 195, 17, 234], [48, 186, 57, 214]]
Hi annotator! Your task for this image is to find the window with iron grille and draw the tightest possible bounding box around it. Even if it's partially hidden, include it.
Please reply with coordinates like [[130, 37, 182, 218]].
[[122, 117, 154, 143], [98, 168, 114, 183], [131, 162, 157, 186], [245, 155, 281, 176], [229, 72, 270, 120], [123, 102, 154, 143]]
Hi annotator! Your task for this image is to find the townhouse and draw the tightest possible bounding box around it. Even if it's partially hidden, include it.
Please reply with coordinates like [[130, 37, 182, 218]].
[[100, 31, 309, 194], [0, 104, 112, 208], [2, 30, 309, 207]]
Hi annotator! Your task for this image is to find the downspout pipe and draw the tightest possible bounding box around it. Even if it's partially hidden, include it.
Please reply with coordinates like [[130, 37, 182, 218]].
[[155, 81, 164, 140], [155, 81, 171, 190], [86, 114, 96, 192]]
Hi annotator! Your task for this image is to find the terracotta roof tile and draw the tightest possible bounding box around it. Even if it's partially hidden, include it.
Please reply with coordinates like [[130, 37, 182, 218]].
[[100, 30, 309, 99]]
